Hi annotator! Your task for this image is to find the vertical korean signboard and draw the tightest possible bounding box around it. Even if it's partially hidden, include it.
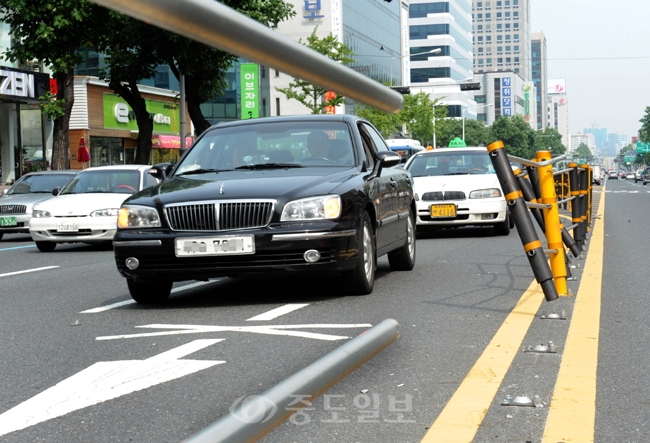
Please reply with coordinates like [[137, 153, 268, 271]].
[[501, 77, 512, 116], [240, 63, 259, 119]]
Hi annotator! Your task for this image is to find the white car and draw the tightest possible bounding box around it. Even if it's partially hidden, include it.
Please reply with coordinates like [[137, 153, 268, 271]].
[[29, 165, 157, 251], [404, 147, 511, 235]]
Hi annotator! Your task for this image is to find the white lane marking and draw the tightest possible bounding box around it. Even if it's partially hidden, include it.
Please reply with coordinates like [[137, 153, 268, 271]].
[[246, 303, 309, 321], [0, 339, 224, 437], [80, 280, 220, 313], [0, 244, 36, 251], [96, 323, 373, 342], [0, 266, 58, 278]]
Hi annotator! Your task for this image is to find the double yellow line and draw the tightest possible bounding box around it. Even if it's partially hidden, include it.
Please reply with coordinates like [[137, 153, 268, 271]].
[[421, 194, 605, 443]]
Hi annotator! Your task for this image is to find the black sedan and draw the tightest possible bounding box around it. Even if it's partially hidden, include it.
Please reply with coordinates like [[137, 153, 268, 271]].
[[114, 115, 416, 303]]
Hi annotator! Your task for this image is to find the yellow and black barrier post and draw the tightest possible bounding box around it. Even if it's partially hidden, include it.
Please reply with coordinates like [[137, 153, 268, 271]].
[[568, 162, 584, 250], [579, 164, 590, 242], [536, 151, 568, 297], [486, 141, 558, 302], [513, 168, 546, 231]]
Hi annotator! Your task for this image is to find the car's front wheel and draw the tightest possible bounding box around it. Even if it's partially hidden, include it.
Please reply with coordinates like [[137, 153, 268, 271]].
[[493, 211, 511, 236], [0, 233, 3, 241], [127, 279, 173, 304], [35, 241, 56, 252], [388, 208, 416, 271], [344, 212, 375, 295]]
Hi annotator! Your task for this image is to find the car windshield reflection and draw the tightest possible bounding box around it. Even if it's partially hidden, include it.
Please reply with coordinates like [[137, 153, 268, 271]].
[[60, 170, 141, 195]]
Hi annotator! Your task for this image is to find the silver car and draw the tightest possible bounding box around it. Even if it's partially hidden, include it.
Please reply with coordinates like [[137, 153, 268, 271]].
[[0, 170, 78, 240]]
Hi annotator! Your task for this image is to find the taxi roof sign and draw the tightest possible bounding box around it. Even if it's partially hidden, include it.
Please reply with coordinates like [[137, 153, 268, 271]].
[[448, 137, 467, 147]]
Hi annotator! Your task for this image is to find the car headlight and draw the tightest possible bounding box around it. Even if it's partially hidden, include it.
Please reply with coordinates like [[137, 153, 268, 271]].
[[90, 208, 120, 217], [281, 195, 341, 221], [469, 188, 502, 199], [117, 205, 161, 228], [32, 209, 51, 218]]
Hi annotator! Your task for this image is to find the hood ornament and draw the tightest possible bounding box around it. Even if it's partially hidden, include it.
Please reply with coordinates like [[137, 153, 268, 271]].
[[219, 183, 225, 195]]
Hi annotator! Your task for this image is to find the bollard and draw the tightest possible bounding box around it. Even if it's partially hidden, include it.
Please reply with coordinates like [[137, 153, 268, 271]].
[[568, 163, 583, 250], [535, 151, 567, 296], [182, 319, 401, 443], [514, 168, 546, 232], [487, 141, 558, 302], [579, 164, 589, 241]]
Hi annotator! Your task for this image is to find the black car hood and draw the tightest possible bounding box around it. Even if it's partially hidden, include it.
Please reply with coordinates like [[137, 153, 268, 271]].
[[127, 167, 361, 206]]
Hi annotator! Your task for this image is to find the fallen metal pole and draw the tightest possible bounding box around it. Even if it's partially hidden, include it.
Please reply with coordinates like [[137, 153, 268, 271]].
[[182, 319, 401, 443], [89, 0, 404, 114]]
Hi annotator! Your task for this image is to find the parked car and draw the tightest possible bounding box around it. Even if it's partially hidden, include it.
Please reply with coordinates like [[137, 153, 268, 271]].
[[635, 169, 644, 183], [29, 165, 157, 251], [113, 115, 416, 303], [608, 170, 618, 180], [0, 170, 78, 241], [404, 147, 511, 235]]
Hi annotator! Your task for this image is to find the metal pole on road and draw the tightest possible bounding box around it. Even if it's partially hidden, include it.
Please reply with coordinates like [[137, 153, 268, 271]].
[[182, 319, 401, 443], [88, 0, 404, 114]]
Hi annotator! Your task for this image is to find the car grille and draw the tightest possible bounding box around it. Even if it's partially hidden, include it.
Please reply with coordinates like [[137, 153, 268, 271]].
[[421, 191, 466, 201], [0, 205, 27, 214], [165, 200, 275, 231]]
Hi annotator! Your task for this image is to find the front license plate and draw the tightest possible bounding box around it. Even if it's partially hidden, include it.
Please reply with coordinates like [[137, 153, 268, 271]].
[[0, 216, 17, 227], [57, 222, 79, 232], [175, 235, 255, 257], [430, 204, 457, 218]]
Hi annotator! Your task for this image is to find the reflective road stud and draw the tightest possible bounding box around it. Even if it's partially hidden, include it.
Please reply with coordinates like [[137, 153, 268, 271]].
[[487, 141, 558, 302], [536, 150, 568, 297]]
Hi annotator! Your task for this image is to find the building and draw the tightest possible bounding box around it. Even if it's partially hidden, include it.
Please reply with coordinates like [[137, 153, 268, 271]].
[[473, 70, 533, 127], [570, 132, 596, 152], [472, 0, 531, 81], [607, 132, 630, 152], [584, 126, 607, 153], [547, 78, 569, 148], [271, 0, 404, 116], [531, 32, 547, 130]]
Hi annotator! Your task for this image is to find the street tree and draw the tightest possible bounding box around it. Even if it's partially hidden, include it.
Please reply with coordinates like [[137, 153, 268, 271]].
[[489, 114, 536, 159], [0, 0, 108, 169], [572, 143, 594, 164], [435, 117, 490, 148], [638, 106, 650, 142], [276, 27, 354, 114], [160, 0, 295, 135], [534, 127, 566, 156]]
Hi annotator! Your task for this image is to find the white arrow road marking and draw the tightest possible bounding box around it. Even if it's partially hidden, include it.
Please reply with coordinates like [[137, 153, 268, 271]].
[[96, 323, 373, 342], [246, 304, 310, 321], [0, 339, 224, 437]]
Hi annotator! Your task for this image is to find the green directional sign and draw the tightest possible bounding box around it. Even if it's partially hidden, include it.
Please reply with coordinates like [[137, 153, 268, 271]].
[[636, 141, 650, 153], [448, 137, 467, 147], [624, 153, 637, 162]]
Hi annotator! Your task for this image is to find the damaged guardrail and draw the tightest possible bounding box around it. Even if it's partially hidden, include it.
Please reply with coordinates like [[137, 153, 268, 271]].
[[487, 142, 595, 301], [181, 319, 400, 443]]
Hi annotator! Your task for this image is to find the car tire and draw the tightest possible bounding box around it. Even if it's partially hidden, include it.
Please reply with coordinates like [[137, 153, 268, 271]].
[[388, 208, 416, 271], [127, 279, 172, 304], [0, 233, 3, 241], [35, 241, 56, 252], [493, 212, 511, 236], [344, 212, 375, 295], [508, 208, 515, 229]]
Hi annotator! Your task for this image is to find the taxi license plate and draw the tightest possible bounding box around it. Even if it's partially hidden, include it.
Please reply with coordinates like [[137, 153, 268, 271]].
[[175, 235, 255, 257], [0, 216, 17, 227], [430, 204, 457, 218], [57, 222, 79, 232]]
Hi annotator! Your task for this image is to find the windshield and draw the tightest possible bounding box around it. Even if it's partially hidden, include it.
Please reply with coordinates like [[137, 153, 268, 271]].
[[175, 121, 356, 175], [8, 173, 76, 195], [60, 170, 141, 195], [407, 151, 495, 177]]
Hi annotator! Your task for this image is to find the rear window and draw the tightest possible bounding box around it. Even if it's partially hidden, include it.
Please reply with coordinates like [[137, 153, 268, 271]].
[[8, 173, 76, 195]]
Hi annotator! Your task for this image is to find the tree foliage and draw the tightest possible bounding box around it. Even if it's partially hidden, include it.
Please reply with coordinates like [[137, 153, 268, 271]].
[[572, 143, 594, 163], [638, 106, 650, 143], [533, 127, 565, 156], [275, 27, 354, 114], [0, 0, 108, 169], [488, 114, 536, 159]]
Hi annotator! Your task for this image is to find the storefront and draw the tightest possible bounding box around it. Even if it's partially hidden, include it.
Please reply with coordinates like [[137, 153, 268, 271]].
[[69, 77, 192, 170], [0, 66, 51, 185]]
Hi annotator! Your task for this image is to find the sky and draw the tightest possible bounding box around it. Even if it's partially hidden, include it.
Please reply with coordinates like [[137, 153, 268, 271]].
[[531, 0, 650, 138]]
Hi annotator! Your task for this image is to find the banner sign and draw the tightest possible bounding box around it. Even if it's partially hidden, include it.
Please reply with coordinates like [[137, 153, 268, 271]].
[[240, 63, 259, 119]]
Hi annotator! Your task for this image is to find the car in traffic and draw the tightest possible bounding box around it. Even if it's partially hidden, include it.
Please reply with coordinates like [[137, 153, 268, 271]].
[[113, 115, 416, 303], [0, 170, 78, 241], [403, 147, 511, 235], [608, 170, 618, 180], [619, 171, 627, 179], [635, 168, 644, 183], [29, 165, 157, 252], [626, 170, 635, 180], [643, 167, 650, 185]]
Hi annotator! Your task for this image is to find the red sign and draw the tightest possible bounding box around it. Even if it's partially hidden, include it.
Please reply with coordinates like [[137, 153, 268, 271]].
[[151, 135, 194, 149], [49, 78, 58, 96], [324, 91, 337, 114]]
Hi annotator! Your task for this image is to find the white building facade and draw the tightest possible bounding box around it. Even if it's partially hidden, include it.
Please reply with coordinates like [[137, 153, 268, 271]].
[[547, 78, 569, 148]]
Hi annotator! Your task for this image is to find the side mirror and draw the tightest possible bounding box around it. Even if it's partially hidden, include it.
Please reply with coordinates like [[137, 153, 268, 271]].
[[366, 150, 403, 181], [52, 187, 60, 196], [2, 188, 7, 196], [149, 162, 173, 180]]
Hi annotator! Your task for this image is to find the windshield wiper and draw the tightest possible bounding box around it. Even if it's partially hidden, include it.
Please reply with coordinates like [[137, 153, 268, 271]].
[[235, 163, 303, 170], [176, 168, 222, 176]]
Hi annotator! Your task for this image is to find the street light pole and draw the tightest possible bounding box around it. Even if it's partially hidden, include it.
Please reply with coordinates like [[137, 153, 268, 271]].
[[390, 48, 441, 86]]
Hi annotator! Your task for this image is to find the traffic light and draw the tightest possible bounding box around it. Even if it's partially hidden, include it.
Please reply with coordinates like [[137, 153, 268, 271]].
[[459, 82, 481, 91], [390, 86, 410, 94]]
